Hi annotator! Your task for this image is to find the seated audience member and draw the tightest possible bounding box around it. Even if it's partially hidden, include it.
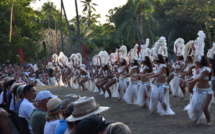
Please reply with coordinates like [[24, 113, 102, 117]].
[[44, 97, 63, 134], [0, 108, 11, 134], [54, 94, 80, 134], [76, 115, 111, 134], [66, 97, 109, 134], [19, 85, 36, 130], [30, 90, 57, 134], [104, 122, 131, 134]]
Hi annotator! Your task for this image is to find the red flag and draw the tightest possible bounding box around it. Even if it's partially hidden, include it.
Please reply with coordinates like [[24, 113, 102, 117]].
[[9, 3, 15, 42], [82, 44, 87, 59], [18, 49, 24, 64]]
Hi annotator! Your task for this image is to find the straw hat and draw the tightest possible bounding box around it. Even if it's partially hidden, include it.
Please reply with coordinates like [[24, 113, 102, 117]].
[[47, 98, 62, 115], [66, 97, 109, 122], [61, 94, 80, 110]]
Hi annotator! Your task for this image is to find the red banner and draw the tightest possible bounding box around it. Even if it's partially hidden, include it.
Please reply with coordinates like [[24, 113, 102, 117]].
[[18, 49, 24, 64], [82, 44, 87, 59]]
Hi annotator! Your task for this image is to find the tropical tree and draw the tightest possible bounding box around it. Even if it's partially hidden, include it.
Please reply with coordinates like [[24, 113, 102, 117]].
[[81, 0, 98, 27], [111, 0, 155, 47], [0, 0, 44, 64]]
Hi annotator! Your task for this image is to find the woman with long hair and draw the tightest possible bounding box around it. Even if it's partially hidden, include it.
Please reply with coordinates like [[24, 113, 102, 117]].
[[123, 60, 139, 104], [103, 64, 117, 98], [147, 54, 175, 115], [137, 56, 153, 107], [207, 43, 215, 95], [115, 59, 129, 101], [170, 38, 186, 98], [186, 30, 213, 125], [187, 56, 213, 124]]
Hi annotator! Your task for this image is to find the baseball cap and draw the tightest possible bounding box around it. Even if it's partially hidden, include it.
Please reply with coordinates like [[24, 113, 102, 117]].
[[35, 90, 57, 101]]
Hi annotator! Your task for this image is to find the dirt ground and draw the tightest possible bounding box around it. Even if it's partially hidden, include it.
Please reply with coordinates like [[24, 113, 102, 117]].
[[36, 86, 215, 134]]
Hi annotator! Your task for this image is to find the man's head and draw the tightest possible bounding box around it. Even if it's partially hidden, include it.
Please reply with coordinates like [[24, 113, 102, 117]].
[[35, 90, 57, 111], [23, 85, 36, 102]]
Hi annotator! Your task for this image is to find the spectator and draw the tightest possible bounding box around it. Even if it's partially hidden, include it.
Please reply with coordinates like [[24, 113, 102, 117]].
[[0, 108, 11, 134], [54, 94, 80, 134], [66, 97, 109, 134], [15, 85, 25, 114], [76, 115, 111, 134], [18, 85, 36, 130], [44, 97, 62, 134], [63, 103, 76, 134], [104, 122, 132, 134], [30, 90, 57, 134], [9, 83, 21, 112]]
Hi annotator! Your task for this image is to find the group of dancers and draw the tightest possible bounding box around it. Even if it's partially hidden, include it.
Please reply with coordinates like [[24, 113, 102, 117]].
[[45, 30, 215, 125]]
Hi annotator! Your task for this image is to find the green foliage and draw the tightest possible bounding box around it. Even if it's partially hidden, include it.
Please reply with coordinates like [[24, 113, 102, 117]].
[[0, 0, 43, 64]]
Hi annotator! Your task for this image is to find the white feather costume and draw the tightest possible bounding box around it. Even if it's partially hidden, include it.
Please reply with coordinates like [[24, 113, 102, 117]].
[[137, 38, 151, 107], [187, 30, 213, 124]]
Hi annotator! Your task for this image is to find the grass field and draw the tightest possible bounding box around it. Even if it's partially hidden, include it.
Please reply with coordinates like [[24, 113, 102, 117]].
[[36, 86, 215, 134]]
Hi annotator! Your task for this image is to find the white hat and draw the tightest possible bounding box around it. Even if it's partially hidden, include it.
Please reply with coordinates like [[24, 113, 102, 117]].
[[66, 97, 109, 122], [35, 90, 57, 101]]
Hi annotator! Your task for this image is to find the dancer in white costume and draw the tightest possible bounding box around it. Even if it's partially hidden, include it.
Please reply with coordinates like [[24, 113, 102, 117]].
[[47, 62, 58, 86], [179, 41, 196, 94], [109, 52, 119, 98], [170, 38, 186, 98], [123, 44, 139, 104], [187, 31, 213, 125], [77, 64, 89, 91], [147, 37, 174, 115], [115, 59, 128, 101], [95, 51, 109, 95], [137, 39, 152, 107], [207, 42, 215, 94]]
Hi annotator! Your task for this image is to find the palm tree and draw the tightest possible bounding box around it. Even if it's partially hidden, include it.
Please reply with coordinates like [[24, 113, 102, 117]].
[[81, 0, 98, 27], [111, 0, 157, 47]]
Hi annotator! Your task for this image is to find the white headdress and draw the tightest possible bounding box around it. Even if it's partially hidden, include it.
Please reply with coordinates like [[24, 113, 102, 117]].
[[52, 54, 58, 63], [139, 38, 151, 61], [92, 55, 99, 66], [118, 45, 127, 62], [46, 62, 54, 69], [184, 40, 195, 60], [151, 36, 168, 61], [128, 48, 138, 63], [207, 42, 215, 59], [58, 52, 68, 67], [109, 53, 117, 64], [194, 30, 206, 62], [174, 38, 185, 57], [98, 51, 109, 67], [76, 53, 82, 66], [157, 36, 168, 57]]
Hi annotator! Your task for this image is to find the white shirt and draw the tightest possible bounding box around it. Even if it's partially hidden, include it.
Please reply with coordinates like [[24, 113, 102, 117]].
[[44, 120, 60, 134], [19, 98, 35, 130], [0, 91, 4, 104], [9, 96, 15, 111]]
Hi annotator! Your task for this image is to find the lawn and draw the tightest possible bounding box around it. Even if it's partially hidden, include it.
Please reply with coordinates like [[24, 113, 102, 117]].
[[36, 86, 215, 134]]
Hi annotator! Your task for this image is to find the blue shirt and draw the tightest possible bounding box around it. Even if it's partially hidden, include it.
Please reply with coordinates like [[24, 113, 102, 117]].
[[15, 99, 23, 114], [54, 119, 67, 134]]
